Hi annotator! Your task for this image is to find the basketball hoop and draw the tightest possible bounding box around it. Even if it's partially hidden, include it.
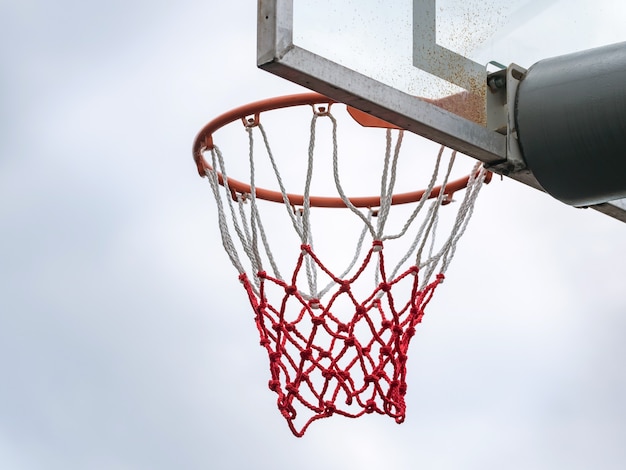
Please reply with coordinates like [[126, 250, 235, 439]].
[[193, 92, 491, 437]]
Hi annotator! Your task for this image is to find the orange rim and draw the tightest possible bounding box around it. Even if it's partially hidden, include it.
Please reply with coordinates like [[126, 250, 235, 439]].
[[192, 93, 491, 208]]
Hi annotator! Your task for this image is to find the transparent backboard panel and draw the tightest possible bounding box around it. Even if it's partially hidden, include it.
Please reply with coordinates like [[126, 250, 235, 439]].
[[256, 0, 626, 220], [293, 0, 626, 124]]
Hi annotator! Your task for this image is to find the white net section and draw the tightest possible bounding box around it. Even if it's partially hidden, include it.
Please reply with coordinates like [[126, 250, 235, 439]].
[[202, 103, 488, 302]]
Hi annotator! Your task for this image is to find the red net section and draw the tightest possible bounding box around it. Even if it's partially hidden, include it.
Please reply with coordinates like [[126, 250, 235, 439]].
[[239, 241, 442, 437]]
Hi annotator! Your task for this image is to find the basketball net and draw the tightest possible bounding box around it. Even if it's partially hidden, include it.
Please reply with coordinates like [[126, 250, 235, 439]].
[[195, 94, 489, 437]]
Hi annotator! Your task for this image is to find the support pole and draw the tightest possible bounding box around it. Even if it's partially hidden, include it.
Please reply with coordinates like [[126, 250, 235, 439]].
[[515, 42, 626, 207]]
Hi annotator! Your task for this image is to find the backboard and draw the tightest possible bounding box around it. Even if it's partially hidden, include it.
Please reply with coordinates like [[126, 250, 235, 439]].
[[257, 0, 626, 222]]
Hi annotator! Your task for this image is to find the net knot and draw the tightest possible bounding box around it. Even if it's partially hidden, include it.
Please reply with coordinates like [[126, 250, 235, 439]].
[[392, 325, 403, 335], [365, 400, 377, 414], [285, 323, 295, 332], [269, 351, 281, 361], [257, 271, 267, 279], [339, 281, 351, 293], [259, 338, 270, 347], [309, 299, 321, 309], [345, 336, 356, 347], [311, 316, 324, 326], [406, 327, 417, 338], [380, 345, 392, 356], [355, 305, 366, 316], [323, 402, 336, 416], [300, 348, 313, 360], [381, 320, 392, 330], [322, 369, 335, 379], [319, 350, 331, 359], [268, 380, 280, 392], [380, 282, 392, 292], [337, 323, 349, 333], [279, 403, 296, 420], [372, 240, 383, 252], [285, 285, 297, 295]]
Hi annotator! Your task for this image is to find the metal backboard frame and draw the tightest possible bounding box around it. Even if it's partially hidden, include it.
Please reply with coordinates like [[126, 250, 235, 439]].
[[257, 0, 626, 222]]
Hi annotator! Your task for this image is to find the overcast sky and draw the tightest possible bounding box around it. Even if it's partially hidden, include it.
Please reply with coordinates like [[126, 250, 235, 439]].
[[1, 1, 625, 469]]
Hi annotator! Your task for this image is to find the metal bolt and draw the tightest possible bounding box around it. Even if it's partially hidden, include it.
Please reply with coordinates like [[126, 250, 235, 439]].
[[488, 75, 506, 93]]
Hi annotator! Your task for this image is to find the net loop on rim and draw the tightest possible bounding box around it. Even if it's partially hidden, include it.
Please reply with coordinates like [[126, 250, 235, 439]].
[[193, 93, 491, 436], [242, 113, 261, 128]]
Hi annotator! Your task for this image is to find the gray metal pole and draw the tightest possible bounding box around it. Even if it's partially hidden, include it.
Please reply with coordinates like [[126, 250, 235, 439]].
[[515, 42, 626, 207]]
